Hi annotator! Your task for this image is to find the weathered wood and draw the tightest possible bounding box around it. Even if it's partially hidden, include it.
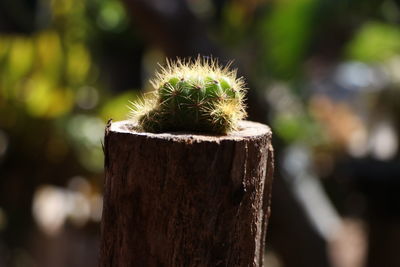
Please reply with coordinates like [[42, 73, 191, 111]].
[[99, 120, 274, 267]]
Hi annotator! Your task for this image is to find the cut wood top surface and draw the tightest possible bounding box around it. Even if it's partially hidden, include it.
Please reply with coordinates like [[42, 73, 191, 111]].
[[109, 120, 272, 143]]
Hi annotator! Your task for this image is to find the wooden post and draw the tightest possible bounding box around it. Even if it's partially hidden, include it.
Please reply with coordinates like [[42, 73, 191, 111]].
[[99, 120, 274, 267]]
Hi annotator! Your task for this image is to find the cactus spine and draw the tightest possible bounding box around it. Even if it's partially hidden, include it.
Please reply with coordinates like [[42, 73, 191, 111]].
[[130, 57, 247, 134]]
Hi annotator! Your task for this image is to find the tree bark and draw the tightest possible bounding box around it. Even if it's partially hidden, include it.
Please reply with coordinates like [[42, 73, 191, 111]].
[[99, 120, 274, 267]]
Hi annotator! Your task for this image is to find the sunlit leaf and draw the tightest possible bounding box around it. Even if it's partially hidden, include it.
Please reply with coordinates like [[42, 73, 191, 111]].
[[66, 44, 91, 84], [273, 112, 322, 144], [0, 37, 10, 63], [35, 31, 63, 82], [7, 37, 34, 82], [100, 91, 139, 121], [97, 0, 128, 32], [24, 75, 73, 118], [260, 0, 317, 78], [346, 21, 400, 62]]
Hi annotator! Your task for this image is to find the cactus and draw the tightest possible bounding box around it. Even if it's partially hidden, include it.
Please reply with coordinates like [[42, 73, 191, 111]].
[[129, 57, 247, 134]]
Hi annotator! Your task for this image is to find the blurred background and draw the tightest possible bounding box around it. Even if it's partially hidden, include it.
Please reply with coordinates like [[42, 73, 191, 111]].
[[1, 0, 400, 266]]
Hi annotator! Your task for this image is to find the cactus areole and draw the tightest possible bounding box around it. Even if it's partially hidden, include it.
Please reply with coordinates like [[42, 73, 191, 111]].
[[130, 57, 247, 134]]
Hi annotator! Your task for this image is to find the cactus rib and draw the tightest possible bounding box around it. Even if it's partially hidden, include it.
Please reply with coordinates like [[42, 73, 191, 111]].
[[130, 57, 247, 134]]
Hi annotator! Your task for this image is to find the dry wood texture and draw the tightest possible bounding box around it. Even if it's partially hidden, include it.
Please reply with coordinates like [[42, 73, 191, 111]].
[[100, 120, 274, 267]]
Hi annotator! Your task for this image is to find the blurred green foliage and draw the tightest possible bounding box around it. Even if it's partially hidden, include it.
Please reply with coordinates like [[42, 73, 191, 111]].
[[0, 2, 143, 263], [0, 0, 139, 174], [1, 0, 400, 265], [1, 0, 399, 189], [346, 21, 400, 62], [1, 0, 397, 173], [260, 0, 317, 79]]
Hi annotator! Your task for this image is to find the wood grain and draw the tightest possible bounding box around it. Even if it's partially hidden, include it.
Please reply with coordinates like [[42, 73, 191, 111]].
[[100, 120, 274, 267]]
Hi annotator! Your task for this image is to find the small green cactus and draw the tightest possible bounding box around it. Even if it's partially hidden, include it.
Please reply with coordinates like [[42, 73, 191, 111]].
[[129, 57, 247, 134]]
